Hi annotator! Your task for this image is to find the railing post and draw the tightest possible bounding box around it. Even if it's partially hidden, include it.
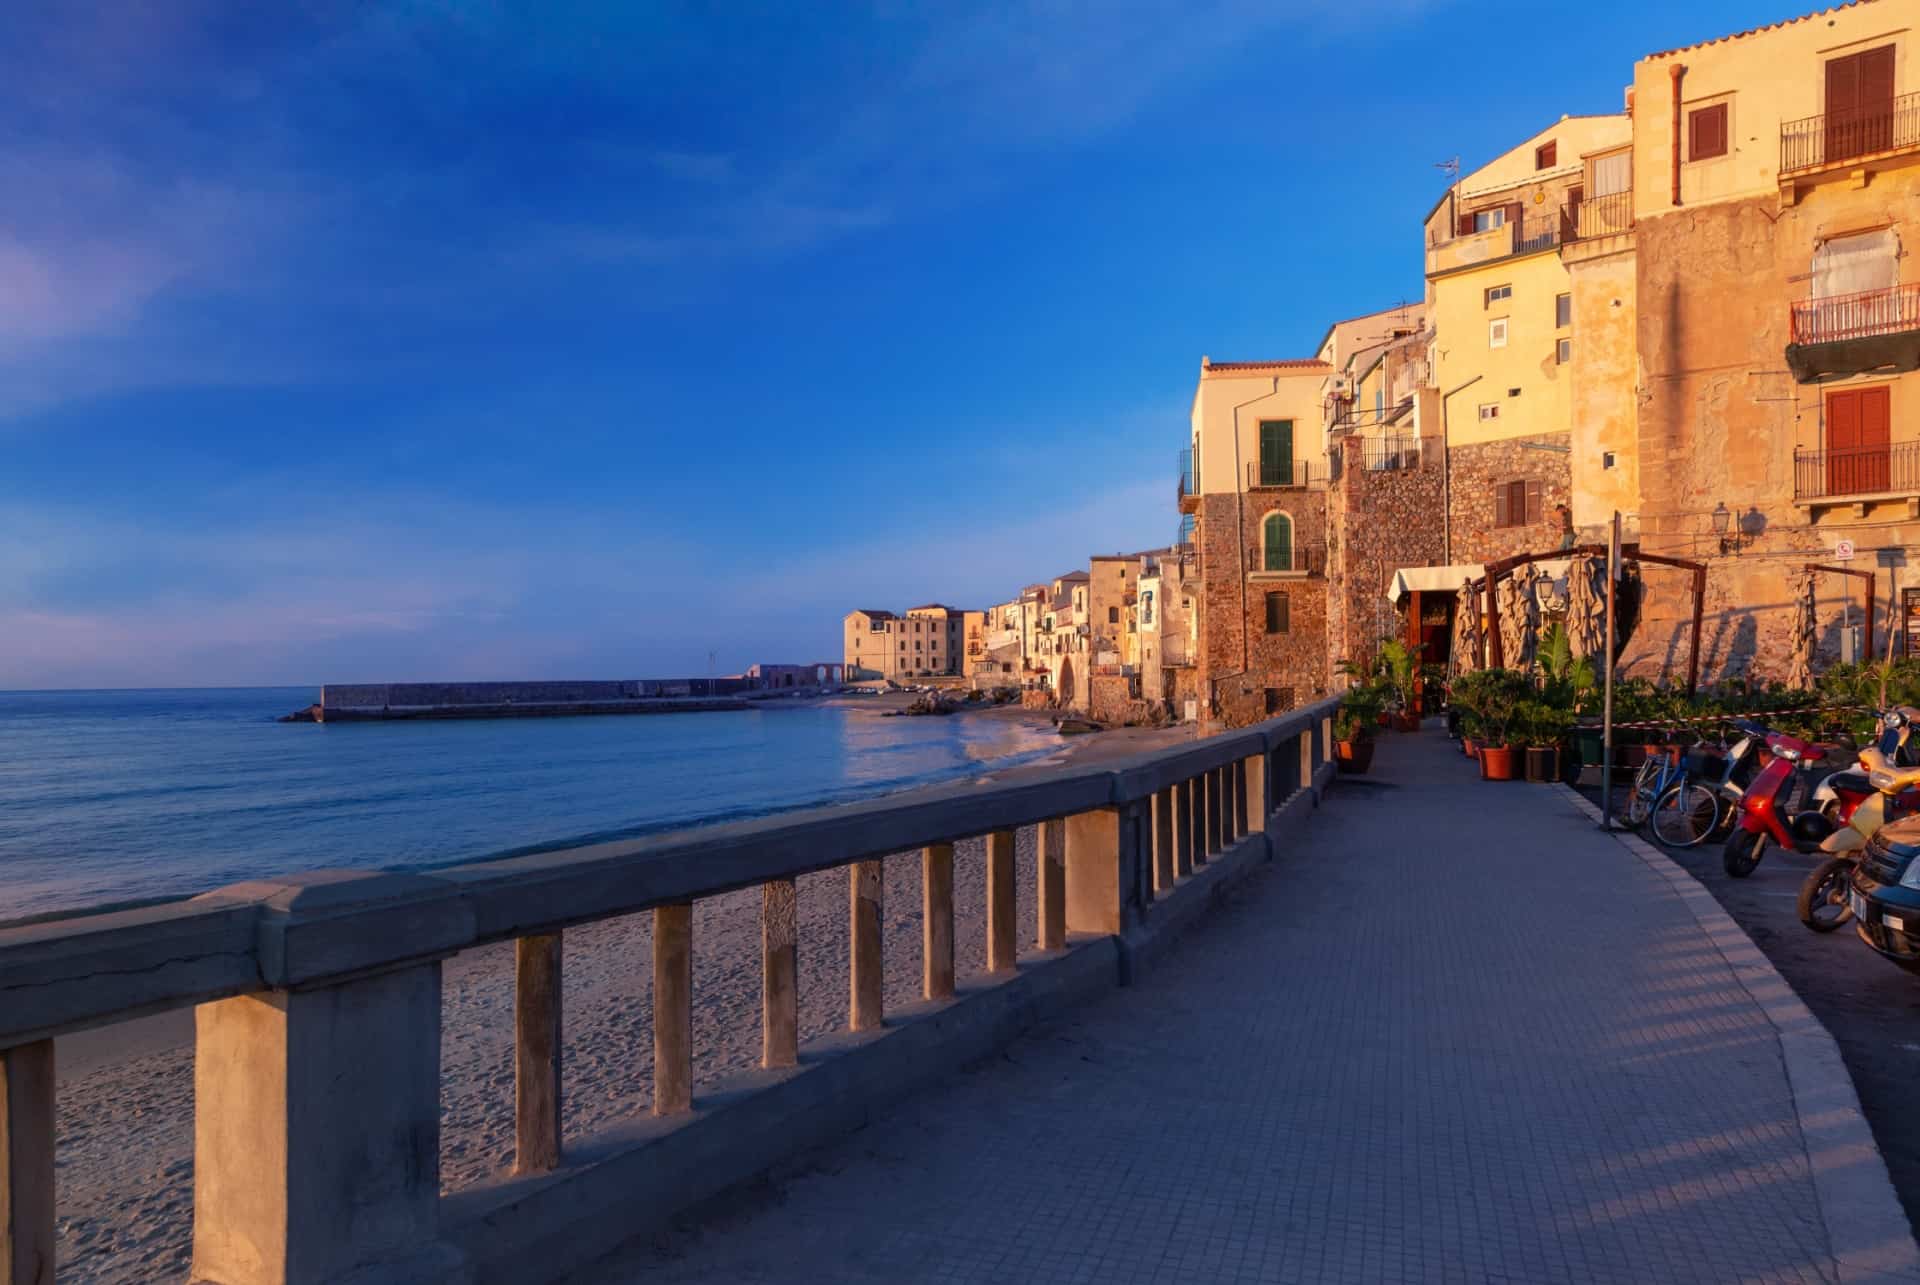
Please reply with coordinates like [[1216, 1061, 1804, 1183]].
[[1173, 778, 1195, 878], [1187, 776, 1206, 867], [1230, 760, 1247, 840], [1243, 752, 1267, 835], [1321, 716, 1333, 769], [1151, 788, 1175, 893], [192, 968, 457, 1284], [1037, 819, 1067, 950], [850, 860, 884, 1031], [922, 844, 955, 999], [654, 903, 693, 1115], [1300, 730, 1314, 793], [514, 932, 563, 1174], [2, 1041, 53, 1285], [1205, 768, 1223, 854], [986, 829, 1017, 973], [763, 879, 799, 1067]]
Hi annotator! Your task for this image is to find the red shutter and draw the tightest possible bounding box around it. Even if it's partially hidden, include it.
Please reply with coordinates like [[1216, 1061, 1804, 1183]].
[[1526, 480, 1544, 524], [1458, 212, 1476, 237], [1494, 484, 1510, 528]]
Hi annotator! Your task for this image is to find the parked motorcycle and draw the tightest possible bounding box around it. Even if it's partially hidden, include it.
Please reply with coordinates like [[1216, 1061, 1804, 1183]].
[[1722, 727, 1871, 877], [1798, 707, 1920, 931]]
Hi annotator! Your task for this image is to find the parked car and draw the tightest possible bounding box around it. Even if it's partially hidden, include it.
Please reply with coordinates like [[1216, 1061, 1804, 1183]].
[[1846, 812, 1920, 973]]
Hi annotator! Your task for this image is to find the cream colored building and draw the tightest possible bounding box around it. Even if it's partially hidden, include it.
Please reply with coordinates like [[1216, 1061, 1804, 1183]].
[[841, 605, 968, 681]]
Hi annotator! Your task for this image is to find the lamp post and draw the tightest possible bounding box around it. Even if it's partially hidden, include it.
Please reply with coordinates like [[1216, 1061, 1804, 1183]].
[[1710, 502, 1731, 554]]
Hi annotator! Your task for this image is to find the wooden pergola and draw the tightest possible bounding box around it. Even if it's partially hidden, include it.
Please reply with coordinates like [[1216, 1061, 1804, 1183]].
[[1804, 562, 1875, 660], [1476, 542, 1709, 693]]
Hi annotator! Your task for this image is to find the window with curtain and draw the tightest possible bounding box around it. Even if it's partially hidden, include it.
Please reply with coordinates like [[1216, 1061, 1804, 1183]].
[[1591, 149, 1632, 196], [1262, 512, 1294, 572], [1813, 229, 1898, 299]]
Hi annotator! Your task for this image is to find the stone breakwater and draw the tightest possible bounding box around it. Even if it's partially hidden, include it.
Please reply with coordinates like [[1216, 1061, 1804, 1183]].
[[282, 680, 780, 722]]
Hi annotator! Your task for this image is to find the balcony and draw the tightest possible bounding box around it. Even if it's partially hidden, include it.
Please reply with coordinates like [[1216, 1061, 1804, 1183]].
[[1781, 92, 1920, 177], [1359, 435, 1421, 472], [1426, 208, 1566, 277], [1177, 448, 1199, 514], [1245, 541, 1326, 578], [1793, 440, 1920, 509], [1245, 459, 1321, 490], [1570, 190, 1633, 242], [1785, 283, 1920, 382]]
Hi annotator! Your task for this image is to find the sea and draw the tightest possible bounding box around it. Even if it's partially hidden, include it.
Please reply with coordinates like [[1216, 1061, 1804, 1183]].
[[0, 688, 1065, 920]]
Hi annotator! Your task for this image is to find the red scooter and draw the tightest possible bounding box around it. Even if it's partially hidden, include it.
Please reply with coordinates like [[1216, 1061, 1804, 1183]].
[[1723, 728, 1871, 877]]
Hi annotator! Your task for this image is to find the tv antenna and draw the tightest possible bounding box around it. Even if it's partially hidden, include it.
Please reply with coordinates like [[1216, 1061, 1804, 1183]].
[[1435, 156, 1460, 180]]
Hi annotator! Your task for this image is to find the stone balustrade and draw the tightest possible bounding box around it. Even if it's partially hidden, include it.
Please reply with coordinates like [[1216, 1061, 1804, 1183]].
[[0, 699, 1338, 1285]]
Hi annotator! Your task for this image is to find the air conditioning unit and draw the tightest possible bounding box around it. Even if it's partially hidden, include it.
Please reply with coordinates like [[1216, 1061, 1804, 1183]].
[[1328, 374, 1352, 395]]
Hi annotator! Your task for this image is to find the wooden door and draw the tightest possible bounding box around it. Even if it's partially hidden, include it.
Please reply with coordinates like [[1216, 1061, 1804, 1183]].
[[1827, 45, 1896, 162], [1828, 386, 1891, 495]]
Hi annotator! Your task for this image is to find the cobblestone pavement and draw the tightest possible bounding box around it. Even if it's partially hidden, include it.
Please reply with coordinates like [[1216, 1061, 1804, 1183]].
[[578, 731, 1850, 1283]]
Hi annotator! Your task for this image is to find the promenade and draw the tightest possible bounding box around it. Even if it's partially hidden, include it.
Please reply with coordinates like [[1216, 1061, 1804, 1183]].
[[580, 731, 1915, 1285]]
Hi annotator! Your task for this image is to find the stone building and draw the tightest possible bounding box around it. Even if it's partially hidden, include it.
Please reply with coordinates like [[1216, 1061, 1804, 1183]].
[[1615, 2, 1920, 681], [1138, 545, 1200, 718], [1186, 357, 1333, 727], [840, 605, 969, 681]]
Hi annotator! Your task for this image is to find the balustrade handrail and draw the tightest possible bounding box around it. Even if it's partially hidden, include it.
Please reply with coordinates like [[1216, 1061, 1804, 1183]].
[[0, 699, 1336, 1049], [1781, 90, 1920, 174], [1789, 281, 1920, 345]]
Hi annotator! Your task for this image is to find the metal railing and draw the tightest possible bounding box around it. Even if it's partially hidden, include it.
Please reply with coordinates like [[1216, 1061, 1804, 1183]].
[[1246, 541, 1327, 575], [1177, 448, 1195, 504], [1781, 91, 1920, 174], [1789, 281, 1920, 345], [1793, 440, 1920, 500], [1246, 459, 1319, 489], [1359, 435, 1421, 472], [1571, 190, 1633, 241], [0, 703, 1338, 1285]]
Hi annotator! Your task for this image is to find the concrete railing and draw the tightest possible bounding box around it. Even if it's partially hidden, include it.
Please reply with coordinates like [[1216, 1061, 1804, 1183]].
[[0, 699, 1339, 1285]]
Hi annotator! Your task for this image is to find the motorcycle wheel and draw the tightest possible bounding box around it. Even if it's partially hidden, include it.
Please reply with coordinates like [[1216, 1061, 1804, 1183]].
[[1651, 782, 1720, 848], [1723, 827, 1768, 878], [1797, 857, 1855, 932]]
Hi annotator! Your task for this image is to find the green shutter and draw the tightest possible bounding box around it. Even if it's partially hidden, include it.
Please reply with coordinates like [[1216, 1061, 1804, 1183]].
[[1264, 514, 1293, 572], [1259, 421, 1293, 486]]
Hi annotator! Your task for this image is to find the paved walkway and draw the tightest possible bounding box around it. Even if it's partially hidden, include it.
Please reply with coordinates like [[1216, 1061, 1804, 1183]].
[[579, 731, 1888, 1284]]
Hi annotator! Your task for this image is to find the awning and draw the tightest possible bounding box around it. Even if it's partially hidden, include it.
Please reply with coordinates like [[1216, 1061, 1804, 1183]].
[[1387, 558, 1577, 605], [1386, 564, 1484, 604]]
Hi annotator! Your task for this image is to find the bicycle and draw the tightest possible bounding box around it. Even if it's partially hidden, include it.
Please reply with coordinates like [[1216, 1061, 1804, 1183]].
[[1625, 733, 1729, 847]]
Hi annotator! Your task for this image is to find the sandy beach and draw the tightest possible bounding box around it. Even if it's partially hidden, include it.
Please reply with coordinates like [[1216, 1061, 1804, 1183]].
[[51, 711, 1193, 1282]]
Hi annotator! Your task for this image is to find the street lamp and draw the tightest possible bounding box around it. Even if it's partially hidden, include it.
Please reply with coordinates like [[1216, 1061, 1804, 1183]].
[[1710, 502, 1743, 556]]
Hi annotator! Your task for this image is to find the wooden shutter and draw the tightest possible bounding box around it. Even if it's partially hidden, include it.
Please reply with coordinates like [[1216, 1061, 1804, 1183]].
[[1264, 514, 1292, 571], [1826, 47, 1893, 159], [1259, 420, 1293, 485], [1494, 484, 1510, 528], [1526, 480, 1544, 524], [1536, 141, 1556, 169], [1688, 104, 1727, 160], [1457, 211, 1476, 237]]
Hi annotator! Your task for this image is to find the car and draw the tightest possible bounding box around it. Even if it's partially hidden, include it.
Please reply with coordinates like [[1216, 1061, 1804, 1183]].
[[1847, 813, 1920, 973]]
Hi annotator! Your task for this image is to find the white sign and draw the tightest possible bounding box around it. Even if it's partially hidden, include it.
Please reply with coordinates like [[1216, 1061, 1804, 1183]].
[[1836, 539, 1856, 562]]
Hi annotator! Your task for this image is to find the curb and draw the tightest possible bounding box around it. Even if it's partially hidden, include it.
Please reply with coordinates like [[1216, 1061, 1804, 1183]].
[[1556, 785, 1920, 1284]]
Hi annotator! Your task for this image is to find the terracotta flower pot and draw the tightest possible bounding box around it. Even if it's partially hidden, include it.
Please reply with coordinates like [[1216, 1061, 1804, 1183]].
[[1394, 712, 1420, 733], [1462, 735, 1479, 758], [1376, 711, 1393, 729], [1335, 738, 1375, 774], [1480, 745, 1516, 781]]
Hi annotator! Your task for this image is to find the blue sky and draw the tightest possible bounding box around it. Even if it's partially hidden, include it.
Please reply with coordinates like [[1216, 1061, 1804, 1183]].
[[0, 0, 1775, 688]]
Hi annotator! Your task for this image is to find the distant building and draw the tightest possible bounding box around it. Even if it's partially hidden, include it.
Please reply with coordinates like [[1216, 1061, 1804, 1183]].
[[841, 604, 968, 681]]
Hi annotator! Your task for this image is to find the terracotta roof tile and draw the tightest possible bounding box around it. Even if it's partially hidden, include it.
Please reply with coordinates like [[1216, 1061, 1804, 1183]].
[[1200, 358, 1330, 376], [1643, 1, 1877, 61]]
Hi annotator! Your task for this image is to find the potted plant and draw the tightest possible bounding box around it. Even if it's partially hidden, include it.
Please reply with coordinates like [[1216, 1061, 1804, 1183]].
[[1381, 640, 1421, 731], [1332, 686, 1383, 774], [1476, 678, 1520, 781], [1520, 702, 1572, 783]]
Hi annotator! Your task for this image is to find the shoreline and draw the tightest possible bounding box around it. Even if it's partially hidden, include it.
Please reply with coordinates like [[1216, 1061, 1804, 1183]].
[[50, 710, 1194, 1280]]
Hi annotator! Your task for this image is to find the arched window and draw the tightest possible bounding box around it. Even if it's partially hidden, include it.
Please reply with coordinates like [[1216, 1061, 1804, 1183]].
[[1262, 512, 1294, 572]]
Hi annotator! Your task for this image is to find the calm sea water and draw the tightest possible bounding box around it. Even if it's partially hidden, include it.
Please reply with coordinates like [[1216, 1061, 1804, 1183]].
[[0, 689, 1063, 919]]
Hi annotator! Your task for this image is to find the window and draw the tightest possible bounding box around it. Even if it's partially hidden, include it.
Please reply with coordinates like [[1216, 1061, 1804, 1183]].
[[1264, 592, 1290, 634], [1484, 284, 1512, 307], [1535, 140, 1557, 170], [1688, 102, 1729, 161], [1108, 606, 1119, 624], [1826, 386, 1892, 494], [1478, 402, 1501, 421], [1555, 293, 1572, 328], [1826, 46, 1896, 162], [1261, 512, 1294, 572], [1494, 479, 1544, 528], [1557, 338, 1572, 364], [1258, 420, 1294, 486], [1591, 149, 1632, 197], [1488, 318, 1508, 348], [1143, 591, 1154, 624], [1813, 228, 1898, 299], [1472, 207, 1507, 232], [1265, 687, 1295, 715]]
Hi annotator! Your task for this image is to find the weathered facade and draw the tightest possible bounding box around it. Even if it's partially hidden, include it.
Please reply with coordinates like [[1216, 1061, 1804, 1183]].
[[841, 605, 970, 681]]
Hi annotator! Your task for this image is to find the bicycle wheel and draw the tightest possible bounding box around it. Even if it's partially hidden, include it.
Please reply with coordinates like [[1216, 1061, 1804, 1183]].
[[1651, 781, 1719, 848], [1625, 757, 1662, 827]]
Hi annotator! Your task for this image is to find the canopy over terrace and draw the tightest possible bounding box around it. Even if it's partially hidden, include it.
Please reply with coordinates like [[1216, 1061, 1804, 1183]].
[[1387, 543, 1709, 691]]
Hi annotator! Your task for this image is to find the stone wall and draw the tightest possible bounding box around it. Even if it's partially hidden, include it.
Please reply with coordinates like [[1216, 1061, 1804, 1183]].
[[1328, 435, 1447, 673], [1195, 491, 1329, 729], [1088, 674, 1137, 725], [1447, 433, 1574, 565]]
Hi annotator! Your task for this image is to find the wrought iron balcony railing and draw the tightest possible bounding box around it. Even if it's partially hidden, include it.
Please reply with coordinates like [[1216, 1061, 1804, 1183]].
[[1359, 435, 1420, 472], [1789, 282, 1920, 345], [1244, 541, 1327, 576], [1793, 440, 1920, 501], [1781, 92, 1920, 175], [1570, 190, 1633, 241], [1246, 459, 1319, 489]]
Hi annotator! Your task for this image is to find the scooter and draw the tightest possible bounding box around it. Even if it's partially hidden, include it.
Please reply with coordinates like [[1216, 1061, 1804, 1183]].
[[1722, 727, 1873, 877], [1798, 707, 1920, 931]]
